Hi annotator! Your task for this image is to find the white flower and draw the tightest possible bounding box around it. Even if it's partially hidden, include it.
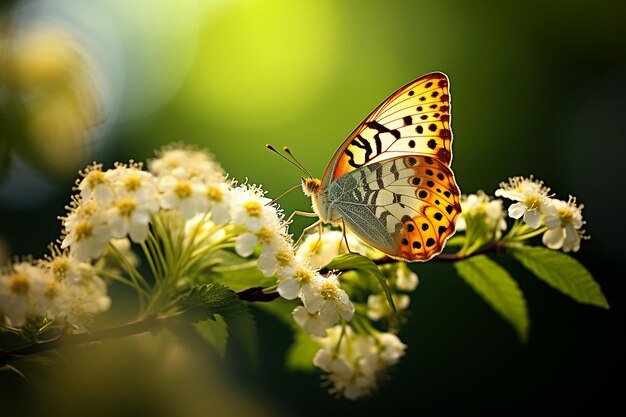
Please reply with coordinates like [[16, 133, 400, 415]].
[[235, 232, 259, 257], [495, 176, 552, 228], [40, 249, 111, 331], [54, 283, 109, 333], [395, 263, 419, 292], [148, 144, 225, 183], [77, 163, 114, 204], [296, 229, 366, 269], [305, 273, 354, 327], [312, 326, 406, 400], [158, 167, 207, 218], [257, 240, 296, 278], [233, 208, 286, 258], [203, 182, 231, 225], [61, 199, 111, 260], [292, 306, 327, 337], [107, 164, 158, 201], [457, 191, 507, 238], [366, 293, 409, 321], [106, 192, 158, 243], [277, 263, 317, 308], [377, 332, 407, 365], [0, 262, 59, 326], [229, 185, 274, 232], [542, 196, 586, 252]]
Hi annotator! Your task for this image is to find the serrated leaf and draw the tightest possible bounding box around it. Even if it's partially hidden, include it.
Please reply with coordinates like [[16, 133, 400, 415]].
[[286, 331, 322, 372], [322, 253, 396, 313], [511, 246, 609, 309], [180, 283, 257, 365], [455, 255, 529, 343]]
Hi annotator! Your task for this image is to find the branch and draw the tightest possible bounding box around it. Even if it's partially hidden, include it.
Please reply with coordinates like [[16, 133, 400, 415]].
[[374, 241, 503, 266], [0, 286, 278, 367]]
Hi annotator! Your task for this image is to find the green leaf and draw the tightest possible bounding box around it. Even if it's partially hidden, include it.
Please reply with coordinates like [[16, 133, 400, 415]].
[[322, 253, 396, 313], [455, 255, 529, 343], [286, 331, 322, 372], [511, 246, 609, 309], [180, 283, 257, 365], [193, 315, 229, 359]]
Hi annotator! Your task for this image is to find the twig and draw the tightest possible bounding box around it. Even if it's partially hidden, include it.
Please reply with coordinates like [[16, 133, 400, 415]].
[[0, 286, 278, 367], [374, 241, 502, 265]]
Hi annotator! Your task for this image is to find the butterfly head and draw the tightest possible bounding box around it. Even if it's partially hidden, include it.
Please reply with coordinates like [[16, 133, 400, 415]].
[[301, 177, 321, 197]]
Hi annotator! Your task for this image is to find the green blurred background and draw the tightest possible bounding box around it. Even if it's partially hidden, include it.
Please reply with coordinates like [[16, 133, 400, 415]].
[[1, 0, 624, 415]]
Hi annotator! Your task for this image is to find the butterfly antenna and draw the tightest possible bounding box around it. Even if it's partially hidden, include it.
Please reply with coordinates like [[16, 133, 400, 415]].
[[266, 183, 301, 206], [266, 144, 310, 176], [282, 146, 313, 178]]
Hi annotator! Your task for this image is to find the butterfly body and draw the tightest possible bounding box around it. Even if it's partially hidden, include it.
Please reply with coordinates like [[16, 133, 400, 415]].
[[303, 72, 461, 262]]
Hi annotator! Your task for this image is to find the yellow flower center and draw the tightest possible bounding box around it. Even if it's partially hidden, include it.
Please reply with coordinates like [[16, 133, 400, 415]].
[[74, 220, 93, 241], [116, 197, 137, 216], [257, 227, 274, 244], [276, 249, 294, 267], [524, 195, 542, 209], [8, 273, 31, 295], [557, 207, 573, 224], [50, 257, 70, 278], [124, 174, 142, 192], [206, 185, 223, 202], [295, 268, 313, 284], [244, 201, 262, 217], [174, 181, 192, 199], [81, 200, 99, 216], [319, 281, 337, 299], [86, 170, 105, 188]]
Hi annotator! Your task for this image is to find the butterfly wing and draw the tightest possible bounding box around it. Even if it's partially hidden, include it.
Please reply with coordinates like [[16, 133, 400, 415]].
[[327, 155, 461, 261], [321, 72, 453, 189]]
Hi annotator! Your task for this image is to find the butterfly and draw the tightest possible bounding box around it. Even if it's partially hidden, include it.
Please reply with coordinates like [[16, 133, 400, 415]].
[[298, 72, 461, 262]]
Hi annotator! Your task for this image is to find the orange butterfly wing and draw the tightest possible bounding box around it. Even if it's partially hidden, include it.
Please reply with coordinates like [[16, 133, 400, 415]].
[[321, 72, 453, 188]]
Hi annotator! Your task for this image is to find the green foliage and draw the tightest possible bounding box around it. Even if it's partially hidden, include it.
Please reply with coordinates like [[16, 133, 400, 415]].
[[323, 253, 396, 313], [286, 331, 322, 372], [209, 250, 276, 291], [455, 255, 529, 343], [193, 315, 229, 359], [253, 297, 300, 329], [180, 283, 257, 364], [511, 246, 609, 309]]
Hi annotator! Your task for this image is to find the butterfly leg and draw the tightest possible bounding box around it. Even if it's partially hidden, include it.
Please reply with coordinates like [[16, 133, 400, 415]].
[[285, 211, 317, 226], [340, 218, 357, 255], [294, 219, 321, 247]]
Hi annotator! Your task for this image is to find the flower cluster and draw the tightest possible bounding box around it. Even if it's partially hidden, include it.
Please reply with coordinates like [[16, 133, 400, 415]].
[[0, 249, 110, 333], [313, 326, 407, 399], [458, 176, 587, 253], [284, 228, 417, 398]]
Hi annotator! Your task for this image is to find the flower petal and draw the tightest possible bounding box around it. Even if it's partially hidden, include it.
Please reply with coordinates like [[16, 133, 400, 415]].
[[508, 202, 525, 219], [277, 278, 299, 300], [523, 209, 542, 229]]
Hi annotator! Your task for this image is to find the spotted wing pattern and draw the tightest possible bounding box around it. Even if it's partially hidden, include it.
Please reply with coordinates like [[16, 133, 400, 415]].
[[321, 72, 453, 188], [328, 155, 461, 261]]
